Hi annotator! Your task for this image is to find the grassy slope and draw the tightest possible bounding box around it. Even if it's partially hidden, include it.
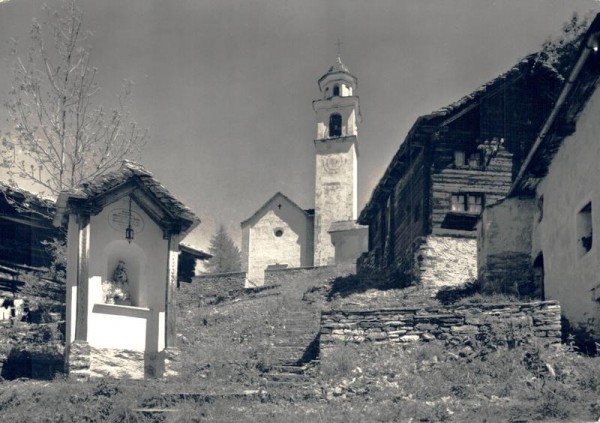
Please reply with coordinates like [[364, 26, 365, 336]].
[[0, 273, 598, 422]]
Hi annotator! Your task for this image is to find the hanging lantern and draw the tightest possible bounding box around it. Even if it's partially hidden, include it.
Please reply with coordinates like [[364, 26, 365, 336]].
[[126, 196, 134, 243]]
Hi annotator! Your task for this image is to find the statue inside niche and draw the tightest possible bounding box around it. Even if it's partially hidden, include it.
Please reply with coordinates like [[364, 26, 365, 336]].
[[102, 261, 131, 305]]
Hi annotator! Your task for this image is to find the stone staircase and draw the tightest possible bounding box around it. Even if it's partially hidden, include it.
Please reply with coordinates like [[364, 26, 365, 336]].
[[259, 268, 339, 386], [262, 298, 320, 385]]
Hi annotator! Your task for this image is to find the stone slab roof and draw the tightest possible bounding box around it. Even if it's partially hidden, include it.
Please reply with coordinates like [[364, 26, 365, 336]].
[[54, 161, 200, 235], [0, 183, 56, 220], [358, 54, 563, 224], [430, 55, 562, 119], [179, 243, 212, 260], [78, 161, 198, 223], [512, 13, 600, 195]]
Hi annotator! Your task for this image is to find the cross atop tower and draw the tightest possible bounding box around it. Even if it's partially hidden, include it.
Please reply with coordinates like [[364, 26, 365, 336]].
[[336, 39, 343, 58]]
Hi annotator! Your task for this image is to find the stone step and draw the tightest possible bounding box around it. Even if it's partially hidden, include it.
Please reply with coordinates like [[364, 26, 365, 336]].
[[279, 321, 316, 327], [268, 353, 307, 361], [270, 344, 309, 351], [269, 356, 306, 363], [272, 339, 314, 346], [270, 353, 310, 360], [279, 321, 317, 327], [282, 308, 316, 313], [270, 364, 307, 374], [269, 359, 307, 366], [280, 322, 317, 327], [269, 353, 307, 359], [272, 337, 314, 344], [280, 308, 314, 314], [276, 329, 317, 335], [276, 324, 318, 330], [264, 372, 307, 383], [131, 408, 179, 417], [260, 379, 310, 390], [277, 331, 316, 336]]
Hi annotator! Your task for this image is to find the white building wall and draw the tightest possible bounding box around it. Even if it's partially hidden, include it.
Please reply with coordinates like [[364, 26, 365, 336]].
[[88, 196, 169, 311], [533, 87, 600, 336], [244, 196, 313, 286], [314, 141, 358, 266]]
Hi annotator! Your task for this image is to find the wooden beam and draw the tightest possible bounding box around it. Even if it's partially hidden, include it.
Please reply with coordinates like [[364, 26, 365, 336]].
[[74, 214, 90, 342]]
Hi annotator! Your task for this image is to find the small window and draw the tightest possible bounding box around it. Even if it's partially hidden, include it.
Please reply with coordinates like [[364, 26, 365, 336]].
[[329, 113, 342, 137], [451, 194, 466, 212], [467, 194, 483, 213], [537, 195, 544, 222], [454, 151, 466, 167], [333, 84, 340, 96], [577, 202, 592, 257], [451, 193, 483, 213], [468, 153, 480, 169], [274, 229, 284, 237]]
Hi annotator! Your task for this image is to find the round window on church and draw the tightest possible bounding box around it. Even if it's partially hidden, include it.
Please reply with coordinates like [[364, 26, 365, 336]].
[[274, 229, 284, 237]]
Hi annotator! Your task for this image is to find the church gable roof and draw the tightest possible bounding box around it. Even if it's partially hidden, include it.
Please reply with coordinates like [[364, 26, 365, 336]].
[[241, 192, 312, 227]]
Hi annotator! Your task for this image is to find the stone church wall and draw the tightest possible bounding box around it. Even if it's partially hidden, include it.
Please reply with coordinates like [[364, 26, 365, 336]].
[[320, 301, 561, 356], [243, 199, 313, 286]]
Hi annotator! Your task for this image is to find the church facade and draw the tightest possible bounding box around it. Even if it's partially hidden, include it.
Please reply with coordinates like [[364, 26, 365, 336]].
[[241, 57, 367, 286]]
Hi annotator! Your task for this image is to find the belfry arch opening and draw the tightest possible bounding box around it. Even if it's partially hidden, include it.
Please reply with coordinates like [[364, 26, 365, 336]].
[[329, 113, 342, 137]]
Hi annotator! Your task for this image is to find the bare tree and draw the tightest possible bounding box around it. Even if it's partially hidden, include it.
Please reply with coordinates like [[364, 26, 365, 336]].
[[1, 0, 146, 196]]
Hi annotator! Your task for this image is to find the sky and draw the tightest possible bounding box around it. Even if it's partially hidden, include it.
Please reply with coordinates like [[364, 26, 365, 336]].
[[0, 0, 598, 250]]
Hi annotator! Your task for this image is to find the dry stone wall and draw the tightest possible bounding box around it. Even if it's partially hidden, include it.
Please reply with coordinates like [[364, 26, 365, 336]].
[[477, 197, 536, 296], [89, 346, 145, 379], [320, 301, 561, 355]]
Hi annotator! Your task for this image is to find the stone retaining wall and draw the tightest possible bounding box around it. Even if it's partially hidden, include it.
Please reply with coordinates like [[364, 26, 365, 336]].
[[264, 264, 355, 288], [320, 301, 561, 354], [185, 272, 247, 298]]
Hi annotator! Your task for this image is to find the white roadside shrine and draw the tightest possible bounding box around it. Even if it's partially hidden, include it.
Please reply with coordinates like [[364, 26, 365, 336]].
[[54, 161, 200, 379]]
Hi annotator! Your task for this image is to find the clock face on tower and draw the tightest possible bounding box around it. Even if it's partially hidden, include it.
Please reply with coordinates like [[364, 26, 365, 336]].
[[323, 155, 345, 174]]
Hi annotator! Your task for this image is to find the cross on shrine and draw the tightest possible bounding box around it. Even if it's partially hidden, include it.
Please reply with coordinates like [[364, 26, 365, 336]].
[[278, 204, 282, 209]]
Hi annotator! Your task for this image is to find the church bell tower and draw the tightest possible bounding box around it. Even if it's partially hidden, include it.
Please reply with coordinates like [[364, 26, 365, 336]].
[[313, 55, 361, 266]]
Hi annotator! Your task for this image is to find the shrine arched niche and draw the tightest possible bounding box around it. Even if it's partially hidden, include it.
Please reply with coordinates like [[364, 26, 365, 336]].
[[103, 240, 146, 307]]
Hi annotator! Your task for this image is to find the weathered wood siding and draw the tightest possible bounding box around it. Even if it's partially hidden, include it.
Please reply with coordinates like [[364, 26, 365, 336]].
[[390, 151, 427, 265], [431, 150, 513, 234]]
